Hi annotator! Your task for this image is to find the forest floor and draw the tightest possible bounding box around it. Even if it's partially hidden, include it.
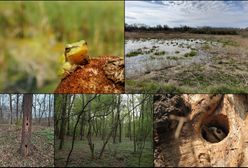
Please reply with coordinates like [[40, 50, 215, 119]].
[[55, 136, 153, 167], [0, 124, 54, 167]]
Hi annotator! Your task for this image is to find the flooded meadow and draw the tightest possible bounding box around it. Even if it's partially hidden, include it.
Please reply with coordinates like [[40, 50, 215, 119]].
[[125, 34, 248, 93]]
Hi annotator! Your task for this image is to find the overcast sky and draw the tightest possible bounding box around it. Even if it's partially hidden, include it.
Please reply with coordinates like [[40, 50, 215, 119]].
[[125, 1, 248, 28]]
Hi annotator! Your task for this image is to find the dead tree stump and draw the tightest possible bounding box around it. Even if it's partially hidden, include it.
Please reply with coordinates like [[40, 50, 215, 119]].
[[154, 94, 248, 167]]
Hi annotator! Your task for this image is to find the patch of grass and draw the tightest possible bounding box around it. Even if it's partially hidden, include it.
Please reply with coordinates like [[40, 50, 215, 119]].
[[55, 138, 153, 167], [33, 128, 54, 142], [154, 51, 166, 56], [202, 44, 210, 50], [167, 56, 182, 61], [207, 85, 248, 93], [161, 84, 183, 93], [142, 82, 161, 93], [126, 80, 183, 93], [126, 50, 143, 57], [184, 50, 197, 57], [126, 151, 153, 167], [217, 39, 239, 47]]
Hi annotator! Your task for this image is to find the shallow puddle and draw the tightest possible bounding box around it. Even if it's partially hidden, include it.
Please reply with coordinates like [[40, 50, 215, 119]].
[[125, 39, 219, 78]]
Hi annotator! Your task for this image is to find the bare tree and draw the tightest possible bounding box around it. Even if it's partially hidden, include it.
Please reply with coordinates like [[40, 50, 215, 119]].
[[9, 94, 13, 124], [0, 96, 3, 121], [67, 95, 75, 136], [19, 94, 33, 157], [65, 94, 97, 167], [59, 95, 68, 150], [16, 94, 19, 122], [132, 95, 136, 153], [48, 94, 51, 127]]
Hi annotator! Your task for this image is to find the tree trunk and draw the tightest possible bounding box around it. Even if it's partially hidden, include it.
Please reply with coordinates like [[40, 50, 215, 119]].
[[80, 95, 85, 140], [54, 95, 60, 137], [0, 96, 3, 121], [132, 95, 136, 153], [117, 95, 122, 143], [19, 94, 33, 157], [9, 94, 13, 124], [65, 94, 97, 166], [67, 95, 75, 136], [48, 94, 51, 127], [38, 100, 41, 124], [59, 95, 67, 150], [154, 94, 248, 167], [40, 94, 47, 122], [16, 94, 19, 122], [128, 95, 132, 140], [33, 95, 36, 120], [86, 95, 95, 159], [112, 95, 117, 143]]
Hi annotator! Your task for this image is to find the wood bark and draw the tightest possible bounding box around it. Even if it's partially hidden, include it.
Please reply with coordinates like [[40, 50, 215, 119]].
[[87, 95, 95, 159], [16, 94, 19, 122], [59, 94, 67, 150], [67, 95, 75, 136], [117, 95, 122, 143], [19, 94, 33, 157], [112, 95, 117, 143], [132, 94, 136, 153], [80, 95, 85, 140], [48, 94, 51, 126], [0, 96, 3, 121], [9, 94, 13, 124]]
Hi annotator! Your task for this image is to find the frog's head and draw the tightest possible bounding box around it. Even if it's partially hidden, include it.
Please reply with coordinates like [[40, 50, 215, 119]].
[[64, 40, 88, 58]]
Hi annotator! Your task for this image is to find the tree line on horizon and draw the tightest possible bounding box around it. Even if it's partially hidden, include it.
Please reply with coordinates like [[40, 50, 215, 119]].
[[125, 23, 248, 35]]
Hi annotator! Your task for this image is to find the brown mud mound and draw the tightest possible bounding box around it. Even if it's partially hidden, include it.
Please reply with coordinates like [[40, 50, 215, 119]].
[[55, 56, 124, 93]]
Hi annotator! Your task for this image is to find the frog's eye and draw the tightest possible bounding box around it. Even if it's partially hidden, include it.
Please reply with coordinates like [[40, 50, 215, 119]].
[[65, 47, 71, 53]]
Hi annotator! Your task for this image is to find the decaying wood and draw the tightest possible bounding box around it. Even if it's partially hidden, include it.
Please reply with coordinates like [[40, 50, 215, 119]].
[[154, 94, 248, 167]]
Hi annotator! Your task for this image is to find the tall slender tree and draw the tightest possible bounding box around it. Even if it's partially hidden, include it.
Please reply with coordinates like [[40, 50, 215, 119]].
[[16, 94, 19, 122], [19, 94, 33, 157], [48, 94, 51, 127], [132, 95, 136, 153], [9, 94, 13, 124], [59, 95, 68, 150]]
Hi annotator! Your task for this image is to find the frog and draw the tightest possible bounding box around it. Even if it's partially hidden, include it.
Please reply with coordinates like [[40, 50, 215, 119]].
[[58, 40, 89, 79]]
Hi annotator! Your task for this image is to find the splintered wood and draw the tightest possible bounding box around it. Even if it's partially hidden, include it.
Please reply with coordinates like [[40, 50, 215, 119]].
[[154, 94, 248, 167]]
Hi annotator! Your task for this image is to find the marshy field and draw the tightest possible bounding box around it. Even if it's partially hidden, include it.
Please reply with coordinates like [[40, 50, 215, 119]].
[[125, 31, 248, 93]]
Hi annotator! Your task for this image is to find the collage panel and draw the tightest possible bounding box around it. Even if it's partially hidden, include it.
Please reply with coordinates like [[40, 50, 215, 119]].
[[0, 94, 54, 167], [0, 1, 124, 93], [125, 1, 248, 93], [0, 0, 248, 167], [54, 94, 153, 167], [154, 94, 248, 167]]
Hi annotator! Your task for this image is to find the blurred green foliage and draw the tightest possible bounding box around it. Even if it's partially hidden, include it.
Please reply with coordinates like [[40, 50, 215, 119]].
[[0, 1, 124, 92]]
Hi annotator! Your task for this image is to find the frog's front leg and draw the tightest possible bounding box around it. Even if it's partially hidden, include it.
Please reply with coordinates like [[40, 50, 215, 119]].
[[61, 62, 77, 79]]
